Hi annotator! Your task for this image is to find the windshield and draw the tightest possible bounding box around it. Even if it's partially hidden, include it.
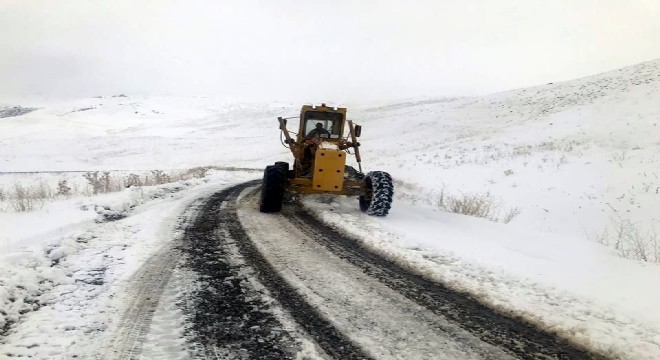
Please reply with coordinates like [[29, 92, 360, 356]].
[[303, 111, 343, 139]]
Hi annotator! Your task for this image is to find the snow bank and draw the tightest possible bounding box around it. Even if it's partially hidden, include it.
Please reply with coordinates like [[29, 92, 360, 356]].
[[0, 179, 203, 335]]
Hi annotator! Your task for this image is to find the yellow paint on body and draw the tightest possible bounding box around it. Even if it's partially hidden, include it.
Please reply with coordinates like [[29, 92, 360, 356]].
[[312, 148, 346, 191]]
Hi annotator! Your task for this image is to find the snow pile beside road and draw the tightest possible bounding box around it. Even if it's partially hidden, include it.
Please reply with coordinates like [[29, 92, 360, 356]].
[[303, 196, 660, 358], [0, 171, 259, 358], [0, 178, 203, 339], [0, 201, 96, 334]]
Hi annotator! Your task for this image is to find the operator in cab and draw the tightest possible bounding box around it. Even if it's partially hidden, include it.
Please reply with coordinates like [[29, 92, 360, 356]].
[[306, 122, 330, 139]]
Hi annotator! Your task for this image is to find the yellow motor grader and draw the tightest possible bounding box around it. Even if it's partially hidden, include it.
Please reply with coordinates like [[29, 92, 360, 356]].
[[259, 104, 393, 216]]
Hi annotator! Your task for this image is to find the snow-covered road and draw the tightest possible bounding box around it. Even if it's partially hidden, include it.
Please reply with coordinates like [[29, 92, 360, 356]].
[[239, 189, 514, 359], [100, 180, 596, 359], [110, 180, 588, 359]]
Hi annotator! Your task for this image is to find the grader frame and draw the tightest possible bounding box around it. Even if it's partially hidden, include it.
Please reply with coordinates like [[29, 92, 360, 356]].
[[260, 104, 393, 216]]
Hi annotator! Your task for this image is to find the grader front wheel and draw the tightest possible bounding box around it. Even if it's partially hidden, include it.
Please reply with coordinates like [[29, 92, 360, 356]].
[[259, 164, 287, 213], [359, 171, 393, 216]]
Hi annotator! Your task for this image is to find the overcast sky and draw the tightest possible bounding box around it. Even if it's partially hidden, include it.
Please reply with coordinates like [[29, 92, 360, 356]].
[[1, 0, 659, 103]]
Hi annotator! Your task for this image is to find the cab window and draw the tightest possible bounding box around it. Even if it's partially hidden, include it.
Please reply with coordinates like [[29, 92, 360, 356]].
[[303, 111, 343, 139]]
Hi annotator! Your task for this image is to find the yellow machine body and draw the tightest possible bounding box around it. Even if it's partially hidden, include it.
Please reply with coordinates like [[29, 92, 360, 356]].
[[312, 147, 346, 191], [277, 104, 365, 196], [263, 103, 392, 216]]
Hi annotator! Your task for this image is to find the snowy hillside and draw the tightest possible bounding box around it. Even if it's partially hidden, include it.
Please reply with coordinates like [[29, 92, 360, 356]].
[[1, 59, 660, 358]]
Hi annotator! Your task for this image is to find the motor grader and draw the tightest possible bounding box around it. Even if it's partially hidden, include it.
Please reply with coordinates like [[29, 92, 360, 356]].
[[259, 104, 393, 216]]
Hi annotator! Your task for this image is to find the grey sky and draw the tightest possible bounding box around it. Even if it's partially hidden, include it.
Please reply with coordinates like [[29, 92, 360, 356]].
[[1, 0, 659, 103]]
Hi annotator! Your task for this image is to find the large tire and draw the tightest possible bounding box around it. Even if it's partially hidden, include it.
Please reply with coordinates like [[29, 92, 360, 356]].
[[260, 164, 287, 213], [359, 171, 393, 216], [274, 161, 291, 179]]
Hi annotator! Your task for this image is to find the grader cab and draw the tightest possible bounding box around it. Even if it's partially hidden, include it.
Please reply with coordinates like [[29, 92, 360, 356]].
[[259, 104, 393, 216]]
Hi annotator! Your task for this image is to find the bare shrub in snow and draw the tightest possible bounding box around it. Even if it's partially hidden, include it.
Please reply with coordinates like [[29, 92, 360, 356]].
[[10, 183, 40, 212], [191, 167, 209, 178], [85, 169, 189, 193], [512, 146, 532, 157], [1, 181, 57, 212], [57, 180, 72, 196], [124, 173, 143, 188], [3, 169, 204, 212], [443, 192, 498, 221], [101, 172, 112, 192], [394, 179, 520, 223], [150, 170, 170, 185], [651, 232, 660, 263], [35, 181, 53, 199], [84, 171, 104, 194], [502, 207, 522, 224], [537, 141, 556, 152], [593, 216, 659, 263], [83, 171, 119, 194], [435, 186, 446, 209]]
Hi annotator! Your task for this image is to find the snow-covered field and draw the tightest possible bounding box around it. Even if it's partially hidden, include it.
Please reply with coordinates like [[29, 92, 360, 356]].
[[1, 59, 659, 358]]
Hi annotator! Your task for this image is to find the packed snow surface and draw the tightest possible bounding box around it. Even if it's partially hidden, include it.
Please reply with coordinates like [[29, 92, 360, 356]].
[[1, 59, 660, 358]]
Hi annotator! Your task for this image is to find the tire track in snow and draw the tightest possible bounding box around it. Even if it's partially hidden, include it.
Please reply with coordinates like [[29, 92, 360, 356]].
[[238, 192, 512, 359], [106, 197, 200, 360], [108, 242, 181, 359], [282, 207, 601, 359], [180, 181, 361, 359], [109, 179, 598, 359]]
